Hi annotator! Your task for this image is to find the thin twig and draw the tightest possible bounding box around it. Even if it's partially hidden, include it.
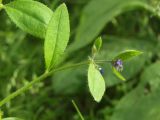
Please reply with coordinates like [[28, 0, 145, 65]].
[[71, 100, 85, 120]]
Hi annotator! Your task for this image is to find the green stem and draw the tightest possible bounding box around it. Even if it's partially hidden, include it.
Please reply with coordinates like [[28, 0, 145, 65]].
[[0, 60, 109, 107], [0, 72, 48, 107], [96, 60, 112, 62], [71, 100, 85, 120]]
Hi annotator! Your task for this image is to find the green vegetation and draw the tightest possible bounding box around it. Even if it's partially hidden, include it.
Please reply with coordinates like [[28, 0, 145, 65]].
[[0, 0, 160, 120]]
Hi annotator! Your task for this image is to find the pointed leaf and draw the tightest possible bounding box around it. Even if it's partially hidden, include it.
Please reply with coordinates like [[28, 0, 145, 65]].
[[5, 0, 53, 38], [94, 37, 102, 52], [44, 4, 70, 70], [113, 50, 143, 61], [88, 61, 105, 102], [112, 67, 126, 81], [92, 37, 102, 56]]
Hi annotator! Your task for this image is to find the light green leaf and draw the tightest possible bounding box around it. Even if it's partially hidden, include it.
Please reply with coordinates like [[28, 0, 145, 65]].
[[113, 50, 143, 61], [94, 37, 102, 52], [5, 0, 53, 38], [67, 0, 154, 53], [112, 67, 126, 81], [2, 117, 23, 120], [44, 3, 70, 70], [92, 37, 102, 55], [88, 61, 105, 102]]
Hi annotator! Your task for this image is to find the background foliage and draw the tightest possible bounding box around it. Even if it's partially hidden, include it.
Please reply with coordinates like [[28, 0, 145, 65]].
[[0, 0, 160, 120]]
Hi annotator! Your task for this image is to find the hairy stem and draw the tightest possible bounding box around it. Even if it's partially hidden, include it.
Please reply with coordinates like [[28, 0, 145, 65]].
[[0, 60, 109, 107]]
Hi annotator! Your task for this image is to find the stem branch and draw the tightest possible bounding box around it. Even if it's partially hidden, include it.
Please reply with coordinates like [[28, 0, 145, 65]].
[[0, 60, 110, 107]]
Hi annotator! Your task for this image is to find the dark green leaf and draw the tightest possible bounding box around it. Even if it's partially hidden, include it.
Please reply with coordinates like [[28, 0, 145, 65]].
[[44, 3, 70, 70], [67, 0, 154, 53], [5, 0, 53, 38]]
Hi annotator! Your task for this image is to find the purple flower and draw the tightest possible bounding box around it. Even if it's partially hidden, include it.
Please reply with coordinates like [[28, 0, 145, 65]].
[[112, 59, 123, 72]]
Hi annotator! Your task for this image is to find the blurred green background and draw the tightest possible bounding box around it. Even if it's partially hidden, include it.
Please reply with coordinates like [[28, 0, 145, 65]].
[[0, 0, 160, 120]]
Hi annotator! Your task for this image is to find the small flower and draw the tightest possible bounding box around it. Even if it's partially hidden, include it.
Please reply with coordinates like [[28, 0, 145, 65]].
[[98, 67, 104, 75], [112, 59, 123, 72]]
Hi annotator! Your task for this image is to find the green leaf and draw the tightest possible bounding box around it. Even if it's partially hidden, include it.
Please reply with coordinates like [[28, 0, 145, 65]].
[[94, 37, 102, 52], [44, 3, 70, 70], [2, 117, 23, 120], [113, 50, 143, 61], [92, 37, 102, 55], [112, 67, 126, 81], [139, 61, 160, 91], [88, 61, 105, 102], [5, 0, 53, 38], [67, 0, 154, 53]]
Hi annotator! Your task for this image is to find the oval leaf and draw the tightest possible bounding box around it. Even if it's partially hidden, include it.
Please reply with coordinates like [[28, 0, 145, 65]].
[[113, 50, 143, 61], [44, 3, 70, 70], [5, 0, 53, 38], [88, 61, 105, 102], [112, 67, 126, 81]]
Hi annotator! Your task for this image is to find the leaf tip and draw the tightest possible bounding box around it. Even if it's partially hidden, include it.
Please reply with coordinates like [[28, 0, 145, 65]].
[[94, 99, 101, 103], [94, 97, 103, 103], [139, 51, 144, 54], [60, 3, 67, 9]]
